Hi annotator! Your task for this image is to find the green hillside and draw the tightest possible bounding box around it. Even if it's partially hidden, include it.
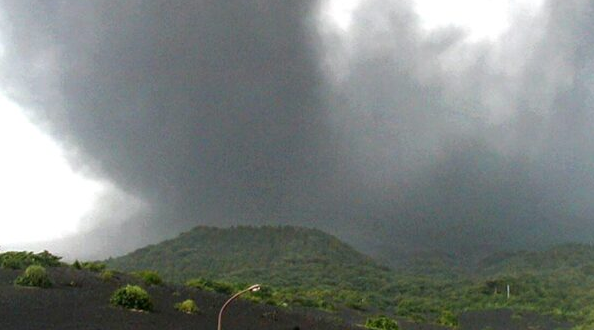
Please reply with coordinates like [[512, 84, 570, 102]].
[[477, 243, 594, 275], [467, 244, 594, 328], [105, 226, 594, 328], [106, 225, 393, 291]]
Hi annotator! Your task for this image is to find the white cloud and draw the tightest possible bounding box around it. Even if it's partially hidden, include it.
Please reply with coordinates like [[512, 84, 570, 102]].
[[413, 0, 545, 41], [322, 0, 361, 31], [0, 95, 104, 244]]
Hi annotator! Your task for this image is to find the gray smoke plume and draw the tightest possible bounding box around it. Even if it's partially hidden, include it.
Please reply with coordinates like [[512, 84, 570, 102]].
[[0, 0, 593, 260], [318, 0, 594, 258]]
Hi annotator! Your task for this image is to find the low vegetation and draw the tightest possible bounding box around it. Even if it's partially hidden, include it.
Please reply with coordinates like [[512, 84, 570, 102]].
[[174, 299, 199, 314], [186, 277, 236, 294], [365, 316, 399, 330], [110, 285, 153, 311], [438, 310, 459, 328], [132, 270, 163, 286], [80, 261, 107, 272], [15, 265, 52, 288], [100, 270, 115, 282], [0, 251, 62, 269]]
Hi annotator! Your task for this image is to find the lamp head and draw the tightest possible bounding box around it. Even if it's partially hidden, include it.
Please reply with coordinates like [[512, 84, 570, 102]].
[[248, 284, 261, 292]]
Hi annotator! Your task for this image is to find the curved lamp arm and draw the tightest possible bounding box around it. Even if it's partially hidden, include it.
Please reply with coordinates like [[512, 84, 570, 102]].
[[217, 284, 261, 330]]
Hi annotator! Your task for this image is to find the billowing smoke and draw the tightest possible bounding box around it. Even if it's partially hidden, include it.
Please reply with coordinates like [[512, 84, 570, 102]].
[[318, 0, 594, 257], [0, 0, 332, 257], [0, 0, 592, 260]]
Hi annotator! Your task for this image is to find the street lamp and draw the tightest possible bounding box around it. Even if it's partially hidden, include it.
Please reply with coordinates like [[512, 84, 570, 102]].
[[217, 284, 261, 330]]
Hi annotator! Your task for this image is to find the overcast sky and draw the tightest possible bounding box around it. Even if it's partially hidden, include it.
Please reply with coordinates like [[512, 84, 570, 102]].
[[0, 0, 592, 260]]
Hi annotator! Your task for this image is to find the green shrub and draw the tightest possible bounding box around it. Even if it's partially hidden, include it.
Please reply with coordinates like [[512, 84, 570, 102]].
[[291, 296, 334, 310], [15, 265, 52, 288], [239, 284, 272, 303], [100, 270, 115, 282], [0, 251, 61, 269], [1, 256, 23, 269], [346, 299, 367, 311], [175, 299, 199, 314], [72, 260, 82, 269], [110, 285, 153, 311], [438, 310, 459, 328], [81, 261, 106, 272], [132, 270, 163, 286], [365, 316, 399, 330], [186, 278, 235, 294]]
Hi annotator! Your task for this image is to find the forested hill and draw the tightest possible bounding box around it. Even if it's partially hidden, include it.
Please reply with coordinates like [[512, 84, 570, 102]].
[[477, 243, 594, 275], [105, 227, 594, 327], [106, 225, 392, 288]]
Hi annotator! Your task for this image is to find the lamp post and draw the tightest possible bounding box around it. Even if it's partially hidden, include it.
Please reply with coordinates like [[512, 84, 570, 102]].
[[217, 284, 261, 330]]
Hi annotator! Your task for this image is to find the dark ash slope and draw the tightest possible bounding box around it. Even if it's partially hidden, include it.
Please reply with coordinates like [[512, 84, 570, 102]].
[[0, 266, 356, 330]]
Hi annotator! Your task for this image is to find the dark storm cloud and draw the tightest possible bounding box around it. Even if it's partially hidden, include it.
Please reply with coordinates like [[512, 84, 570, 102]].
[[0, 0, 332, 255], [1, 0, 593, 260], [318, 0, 594, 257]]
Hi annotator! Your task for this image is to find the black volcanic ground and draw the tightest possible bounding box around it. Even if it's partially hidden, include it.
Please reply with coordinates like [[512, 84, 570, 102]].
[[0, 267, 359, 330], [0, 266, 571, 330]]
